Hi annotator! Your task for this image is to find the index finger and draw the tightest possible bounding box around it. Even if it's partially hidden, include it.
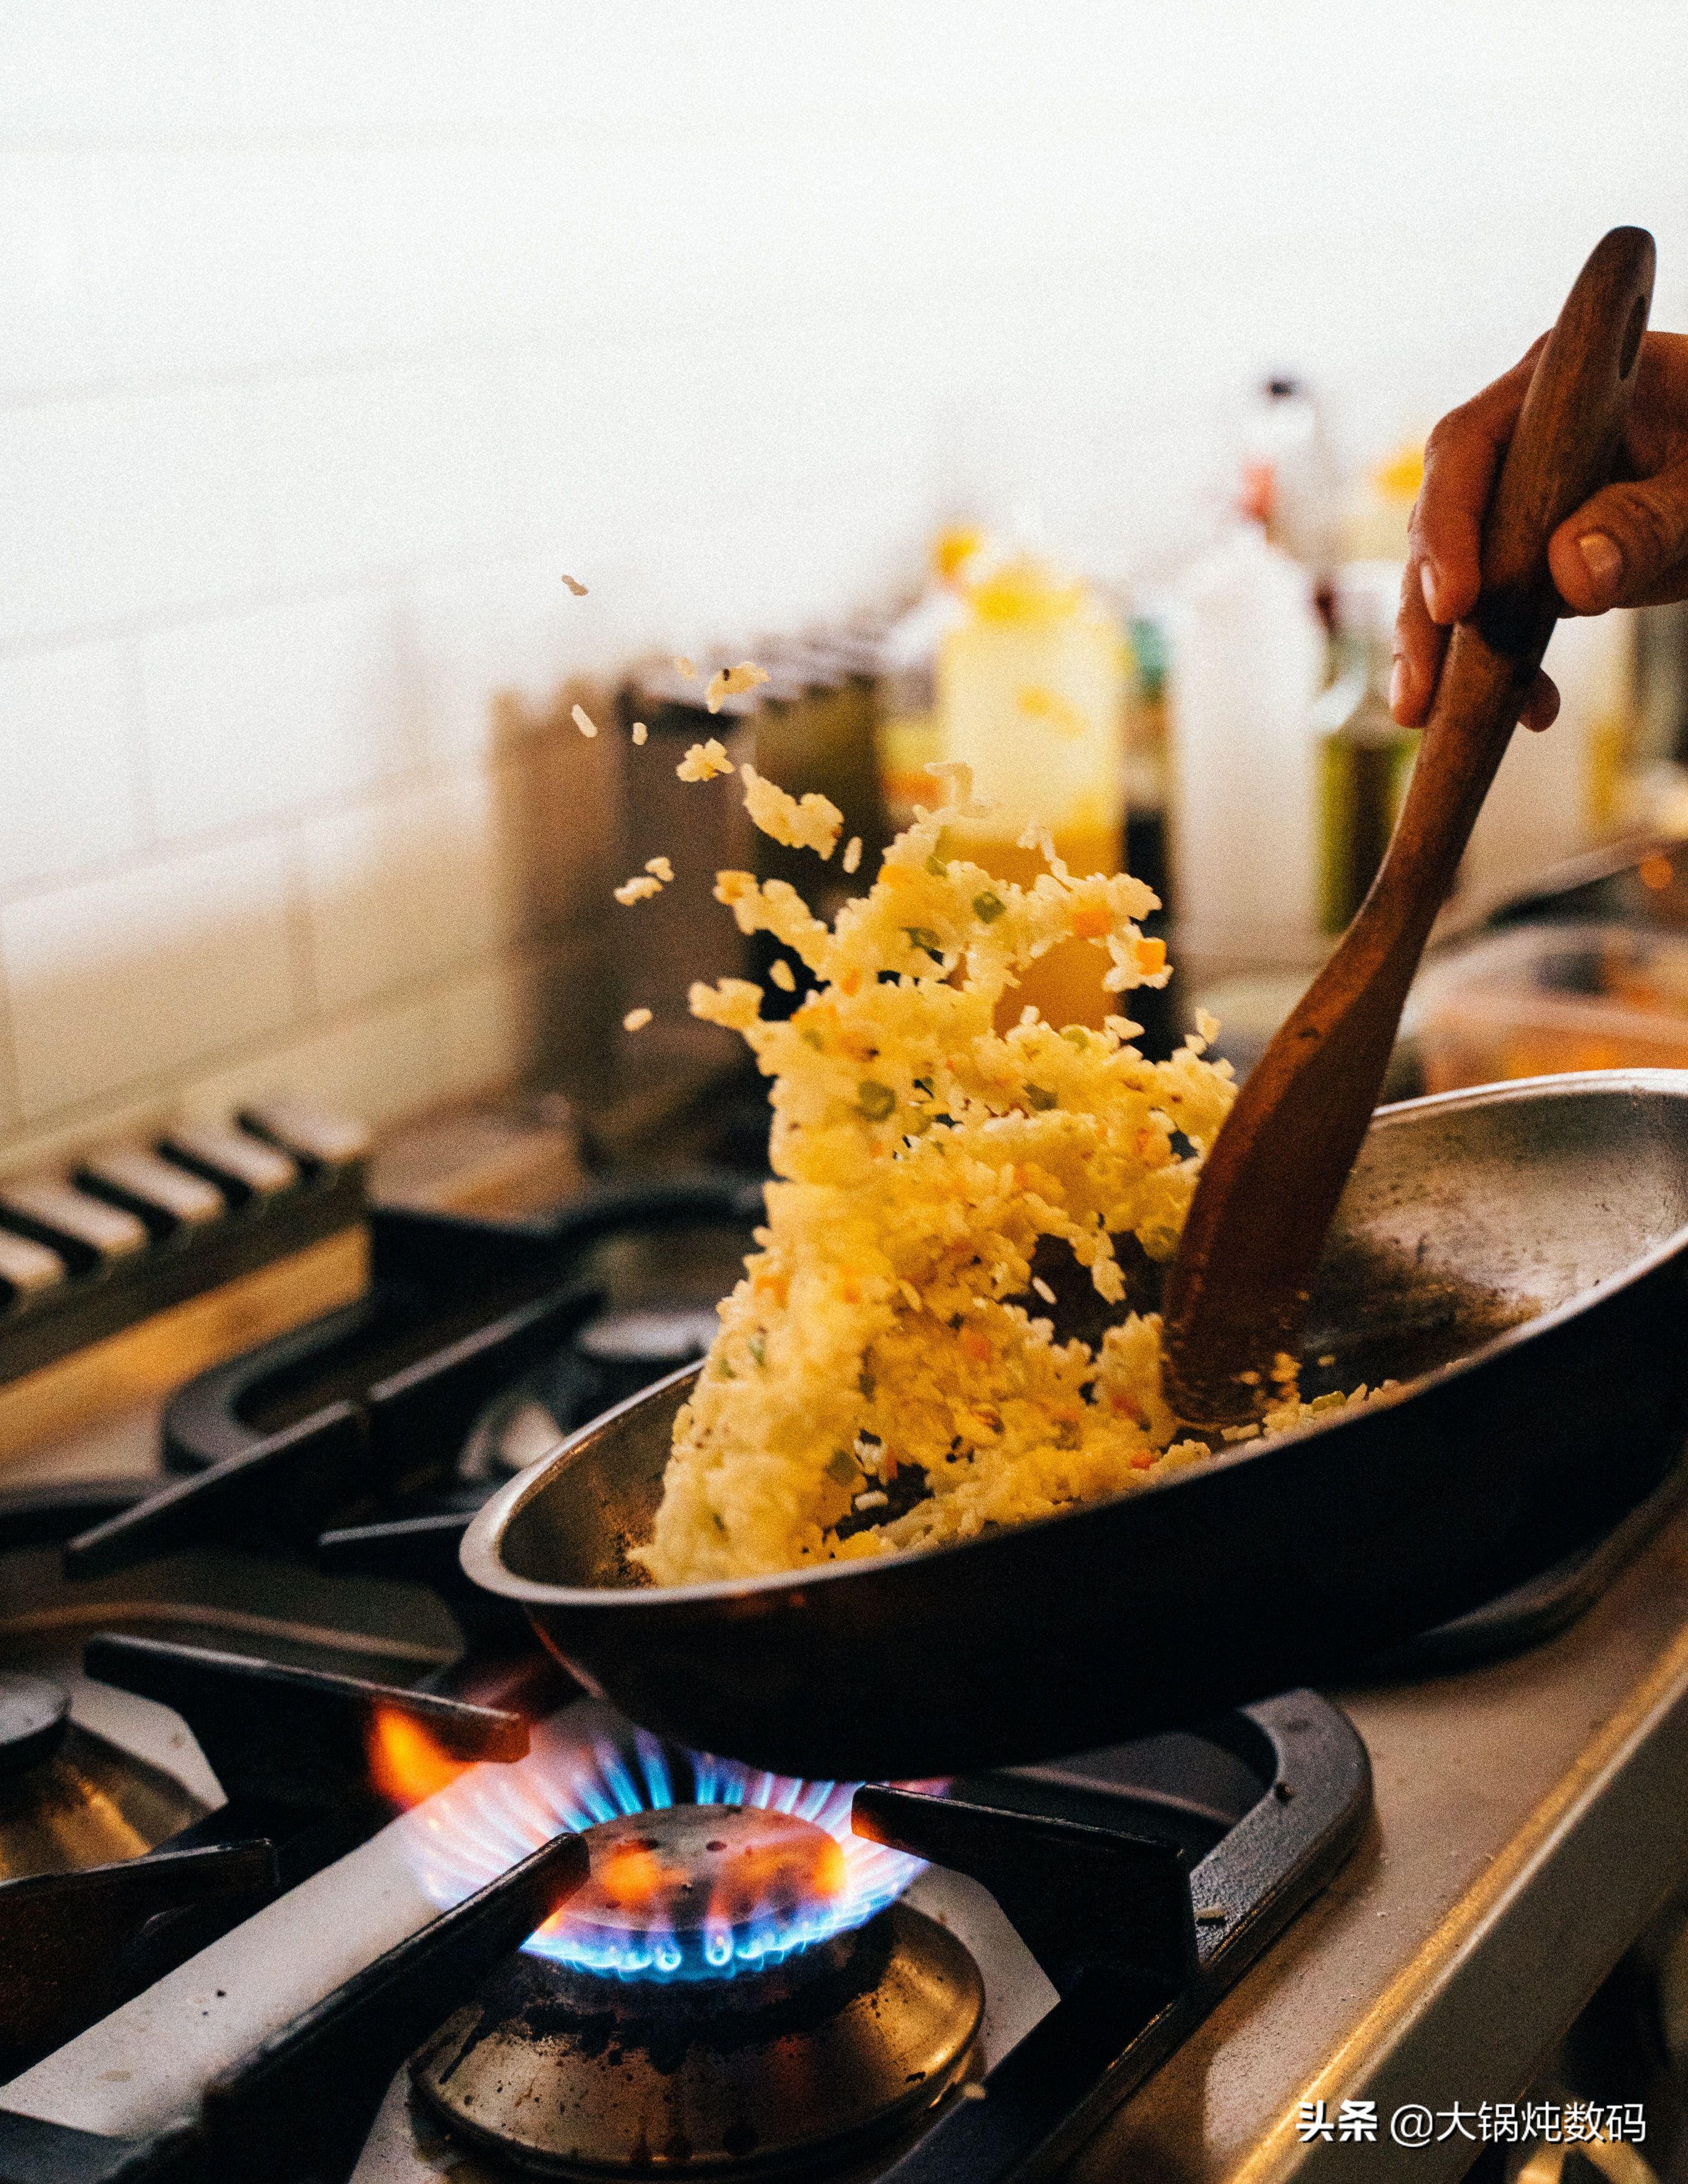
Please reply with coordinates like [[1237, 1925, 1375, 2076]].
[[1410, 338, 1545, 623]]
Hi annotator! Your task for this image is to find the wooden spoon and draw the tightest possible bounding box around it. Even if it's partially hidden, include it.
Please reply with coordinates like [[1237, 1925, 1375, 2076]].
[[1163, 226, 1656, 1428]]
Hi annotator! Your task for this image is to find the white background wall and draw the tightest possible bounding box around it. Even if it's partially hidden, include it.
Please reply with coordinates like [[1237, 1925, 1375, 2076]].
[[4, 1, 1687, 1166]]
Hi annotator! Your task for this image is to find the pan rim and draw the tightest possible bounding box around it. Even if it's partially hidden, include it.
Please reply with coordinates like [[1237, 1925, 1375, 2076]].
[[461, 1065, 1688, 1612]]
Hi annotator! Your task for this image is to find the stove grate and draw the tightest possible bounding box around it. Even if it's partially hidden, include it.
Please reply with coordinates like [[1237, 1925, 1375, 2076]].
[[862, 1692, 1369, 2184], [0, 1633, 527, 2078], [0, 1830, 587, 2184]]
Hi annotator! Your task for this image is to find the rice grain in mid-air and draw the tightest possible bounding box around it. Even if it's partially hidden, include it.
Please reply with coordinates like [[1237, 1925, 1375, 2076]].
[[613, 874, 663, 905], [623, 1007, 653, 1031], [572, 703, 599, 739], [705, 661, 770, 714], [677, 739, 734, 782], [646, 856, 675, 883], [738, 764, 842, 857], [632, 721, 648, 746], [842, 836, 862, 874], [768, 958, 796, 991]]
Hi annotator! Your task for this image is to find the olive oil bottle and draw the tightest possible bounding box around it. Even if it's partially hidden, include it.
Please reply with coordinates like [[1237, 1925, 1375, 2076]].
[[1315, 575, 1420, 933]]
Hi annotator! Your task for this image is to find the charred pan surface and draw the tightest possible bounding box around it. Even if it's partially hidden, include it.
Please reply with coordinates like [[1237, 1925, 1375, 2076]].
[[1017, 1224, 1533, 1406], [1298, 1229, 1536, 1399]]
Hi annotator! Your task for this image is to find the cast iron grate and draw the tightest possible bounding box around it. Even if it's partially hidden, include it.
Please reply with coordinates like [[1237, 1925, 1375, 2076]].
[[0, 1634, 525, 2075]]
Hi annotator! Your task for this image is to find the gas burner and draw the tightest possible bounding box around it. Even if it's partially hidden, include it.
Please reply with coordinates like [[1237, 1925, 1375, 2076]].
[[0, 1689, 1372, 2183], [551, 1805, 851, 1981], [384, 1708, 924, 1971], [0, 1672, 205, 1886], [464, 1302, 723, 1483], [411, 1893, 982, 2179], [388, 1714, 973, 2172], [0, 1674, 69, 1780]]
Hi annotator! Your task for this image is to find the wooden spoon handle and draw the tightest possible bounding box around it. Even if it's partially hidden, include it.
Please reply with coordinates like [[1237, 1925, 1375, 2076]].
[[1379, 224, 1656, 951], [1162, 227, 1654, 1428]]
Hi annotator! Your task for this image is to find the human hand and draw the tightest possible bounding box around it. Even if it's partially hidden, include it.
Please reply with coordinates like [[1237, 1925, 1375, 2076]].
[[1391, 330, 1688, 732]]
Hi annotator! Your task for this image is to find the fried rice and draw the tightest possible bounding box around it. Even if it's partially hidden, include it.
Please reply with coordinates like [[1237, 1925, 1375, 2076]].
[[637, 768, 1372, 1586]]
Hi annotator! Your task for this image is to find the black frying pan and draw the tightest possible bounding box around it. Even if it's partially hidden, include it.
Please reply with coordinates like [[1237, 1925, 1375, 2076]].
[[461, 1072, 1688, 1778]]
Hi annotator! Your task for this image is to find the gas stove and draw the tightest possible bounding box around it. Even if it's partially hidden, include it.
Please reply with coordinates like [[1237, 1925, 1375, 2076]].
[[1, 1124, 1686, 2183], [0, 1649, 1362, 2184]]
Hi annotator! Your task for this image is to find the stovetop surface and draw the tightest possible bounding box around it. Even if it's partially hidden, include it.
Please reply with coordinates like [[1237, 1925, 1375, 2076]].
[[7, 1398, 1688, 2182], [1080, 1488, 1688, 2182], [4, 1089, 1688, 2182]]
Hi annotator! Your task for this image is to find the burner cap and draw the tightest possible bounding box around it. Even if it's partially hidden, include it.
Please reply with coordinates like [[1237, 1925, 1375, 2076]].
[[559, 1805, 846, 1979], [576, 1305, 718, 1370], [411, 1899, 982, 2178], [554, 1305, 721, 1433], [0, 1676, 69, 1780]]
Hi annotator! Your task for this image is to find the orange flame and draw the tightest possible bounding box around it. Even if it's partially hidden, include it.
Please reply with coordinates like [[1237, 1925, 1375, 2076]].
[[369, 1706, 474, 1808], [714, 1832, 847, 1921], [599, 1843, 685, 1908]]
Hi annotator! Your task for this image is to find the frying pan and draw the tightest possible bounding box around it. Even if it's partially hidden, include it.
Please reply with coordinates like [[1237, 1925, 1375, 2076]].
[[462, 1071, 1688, 1778]]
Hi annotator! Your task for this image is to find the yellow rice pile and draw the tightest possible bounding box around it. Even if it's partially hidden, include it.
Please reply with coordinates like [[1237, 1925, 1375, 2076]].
[[638, 768, 1363, 1587]]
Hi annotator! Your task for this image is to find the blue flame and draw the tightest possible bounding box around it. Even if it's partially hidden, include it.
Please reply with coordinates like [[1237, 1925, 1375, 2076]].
[[397, 1704, 924, 1984]]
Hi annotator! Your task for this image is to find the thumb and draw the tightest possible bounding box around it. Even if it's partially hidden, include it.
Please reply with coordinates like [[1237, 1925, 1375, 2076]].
[[1549, 461, 1688, 613]]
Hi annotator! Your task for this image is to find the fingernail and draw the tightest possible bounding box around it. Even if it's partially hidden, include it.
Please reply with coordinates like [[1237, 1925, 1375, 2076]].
[[1578, 530, 1623, 595], [1389, 658, 1409, 715], [1420, 562, 1440, 618]]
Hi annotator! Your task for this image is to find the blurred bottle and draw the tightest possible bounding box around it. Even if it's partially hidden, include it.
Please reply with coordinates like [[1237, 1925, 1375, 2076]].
[[1121, 609, 1177, 1055], [1344, 439, 1425, 563], [1167, 520, 1327, 968], [1125, 612, 1173, 909], [754, 634, 886, 880], [1460, 609, 1637, 914], [1242, 376, 1340, 633], [1613, 603, 1688, 837], [1125, 617, 1169, 821], [938, 555, 1130, 1027], [1314, 566, 1420, 932], [876, 527, 985, 834]]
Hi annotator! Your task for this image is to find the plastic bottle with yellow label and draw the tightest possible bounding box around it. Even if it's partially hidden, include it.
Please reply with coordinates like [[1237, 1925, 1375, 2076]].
[[937, 556, 1130, 1027]]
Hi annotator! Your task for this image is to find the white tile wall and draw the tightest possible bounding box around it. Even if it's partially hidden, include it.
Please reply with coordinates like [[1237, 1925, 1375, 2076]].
[[1, 834, 301, 1118], [139, 592, 427, 841], [0, 641, 146, 890], [5, 0, 1688, 1171], [300, 769, 506, 1015]]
